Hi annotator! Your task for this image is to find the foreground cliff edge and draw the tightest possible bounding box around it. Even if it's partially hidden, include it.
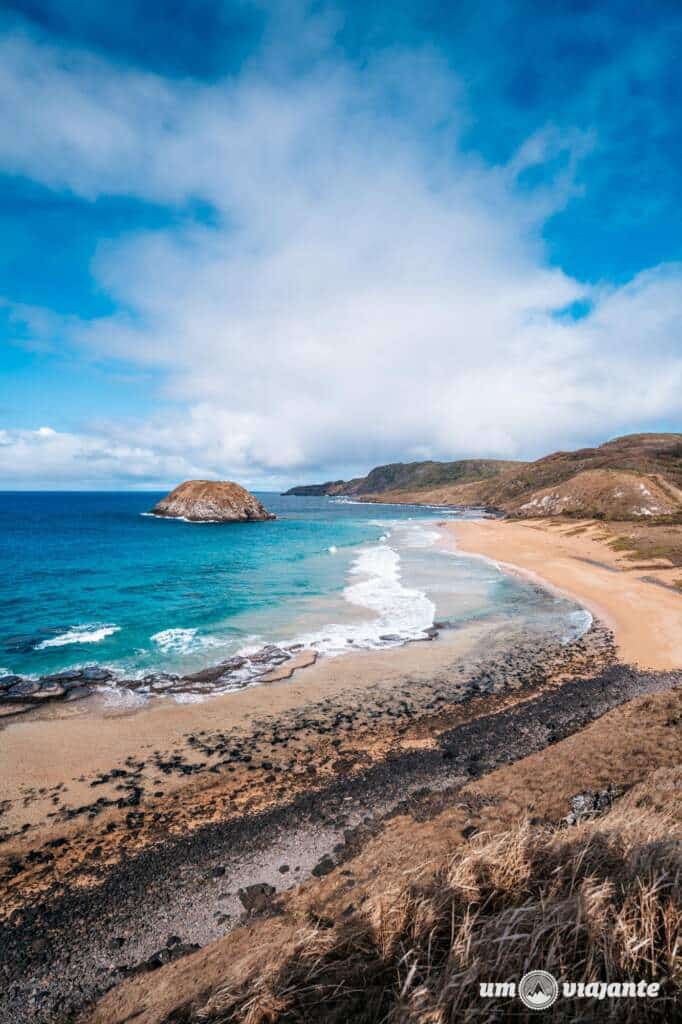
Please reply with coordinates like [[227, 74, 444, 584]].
[[150, 480, 276, 523]]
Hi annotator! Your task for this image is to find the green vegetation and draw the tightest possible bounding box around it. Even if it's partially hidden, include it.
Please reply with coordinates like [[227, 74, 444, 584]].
[[284, 459, 521, 497]]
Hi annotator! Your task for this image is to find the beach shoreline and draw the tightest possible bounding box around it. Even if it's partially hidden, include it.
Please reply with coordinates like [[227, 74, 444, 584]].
[[4, 512, 681, 848], [1, 612, 635, 1024], [444, 517, 682, 671], [2, 515, 682, 1023]]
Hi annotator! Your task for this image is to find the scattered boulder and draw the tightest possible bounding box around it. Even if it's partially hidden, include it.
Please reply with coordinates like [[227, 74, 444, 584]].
[[311, 855, 335, 878], [80, 667, 113, 682], [35, 681, 66, 700], [63, 685, 92, 702], [184, 657, 246, 684], [238, 882, 276, 913], [149, 480, 276, 523], [563, 784, 622, 826]]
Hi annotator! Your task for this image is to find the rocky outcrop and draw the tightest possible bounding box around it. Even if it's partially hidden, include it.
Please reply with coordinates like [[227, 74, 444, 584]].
[[150, 480, 275, 523], [509, 468, 681, 519], [0, 668, 105, 716]]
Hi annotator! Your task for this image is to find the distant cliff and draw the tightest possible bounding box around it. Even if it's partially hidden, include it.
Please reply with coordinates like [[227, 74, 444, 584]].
[[151, 481, 276, 523], [283, 480, 346, 496], [283, 460, 519, 498], [283, 435, 682, 520]]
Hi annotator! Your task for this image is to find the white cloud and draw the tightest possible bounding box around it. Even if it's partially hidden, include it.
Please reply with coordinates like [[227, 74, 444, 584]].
[[0, 425, 217, 489], [1, 21, 682, 488]]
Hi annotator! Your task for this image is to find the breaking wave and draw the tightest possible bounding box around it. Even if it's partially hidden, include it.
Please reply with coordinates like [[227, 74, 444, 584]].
[[35, 624, 121, 650]]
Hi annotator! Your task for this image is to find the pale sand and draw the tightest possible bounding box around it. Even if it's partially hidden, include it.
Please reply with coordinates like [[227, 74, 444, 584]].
[[446, 517, 682, 671], [7, 513, 678, 829], [0, 621, 492, 830]]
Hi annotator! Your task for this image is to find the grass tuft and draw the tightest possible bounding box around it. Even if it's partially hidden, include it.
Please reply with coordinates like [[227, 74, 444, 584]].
[[187, 798, 681, 1024]]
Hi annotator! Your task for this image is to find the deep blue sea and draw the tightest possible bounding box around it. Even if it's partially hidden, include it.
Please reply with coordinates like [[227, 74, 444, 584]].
[[0, 492, 590, 692]]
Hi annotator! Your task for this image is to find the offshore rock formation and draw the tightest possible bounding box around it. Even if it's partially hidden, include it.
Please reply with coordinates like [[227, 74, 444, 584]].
[[150, 480, 276, 523]]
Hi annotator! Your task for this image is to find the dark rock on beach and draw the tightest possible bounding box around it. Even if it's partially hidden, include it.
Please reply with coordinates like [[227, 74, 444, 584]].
[[63, 685, 92, 702], [7, 680, 41, 700], [311, 854, 336, 877]]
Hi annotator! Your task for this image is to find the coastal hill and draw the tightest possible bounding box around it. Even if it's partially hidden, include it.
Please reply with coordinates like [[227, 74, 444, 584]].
[[150, 480, 276, 522], [283, 458, 522, 498], [286, 434, 682, 520]]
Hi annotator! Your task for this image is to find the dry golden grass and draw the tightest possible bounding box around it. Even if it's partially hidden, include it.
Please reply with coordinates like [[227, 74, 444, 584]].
[[190, 782, 681, 1024]]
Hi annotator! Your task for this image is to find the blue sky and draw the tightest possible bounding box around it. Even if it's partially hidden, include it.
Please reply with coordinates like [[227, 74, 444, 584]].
[[1, 0, 681, 488]]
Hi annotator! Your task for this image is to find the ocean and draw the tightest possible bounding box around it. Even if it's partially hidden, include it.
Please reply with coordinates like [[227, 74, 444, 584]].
[[0, 492, 590, 694]]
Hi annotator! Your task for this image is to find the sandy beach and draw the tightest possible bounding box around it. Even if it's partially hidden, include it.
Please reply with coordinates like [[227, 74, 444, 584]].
[[1, 517, 681, 1024], [0, 620, 496, 836], [8, 511, 680, 843], [446, 517, 682, 670], [85, 516, 682, 1024]]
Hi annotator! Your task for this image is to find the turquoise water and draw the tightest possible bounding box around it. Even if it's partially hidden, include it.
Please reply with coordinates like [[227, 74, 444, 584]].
[[0, 492, 589, 687]]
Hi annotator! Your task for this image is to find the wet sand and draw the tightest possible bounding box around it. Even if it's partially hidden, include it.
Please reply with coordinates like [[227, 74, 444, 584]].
[[0, 620, 495, 837]]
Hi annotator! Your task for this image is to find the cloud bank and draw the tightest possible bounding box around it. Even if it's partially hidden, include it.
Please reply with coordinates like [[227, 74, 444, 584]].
[[1, 13, 681, 488]]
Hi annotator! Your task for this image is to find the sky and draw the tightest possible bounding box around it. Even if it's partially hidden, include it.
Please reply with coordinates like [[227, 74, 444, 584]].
[[1, 0, 681, 490]]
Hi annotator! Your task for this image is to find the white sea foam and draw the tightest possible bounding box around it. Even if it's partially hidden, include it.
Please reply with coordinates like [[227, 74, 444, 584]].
[[236, 635, 266, 657], [562, 608, 594, 644], [140, 512, 221, 524], [291, 540, 435, 657], [151, 627, 199, 652], [100, 685, 146, 709], [398, 524, 441, 548], [35, 624, 120, 650], [328, 545, 338, 554], [150, 627, 222, 654]]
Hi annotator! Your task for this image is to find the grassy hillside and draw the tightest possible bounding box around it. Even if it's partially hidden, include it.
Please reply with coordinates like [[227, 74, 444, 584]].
[[89, 687, 682, 1024], [286, 434, 682, 520], [453, 433, 682, 514], [283, 459, 522, 497]]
